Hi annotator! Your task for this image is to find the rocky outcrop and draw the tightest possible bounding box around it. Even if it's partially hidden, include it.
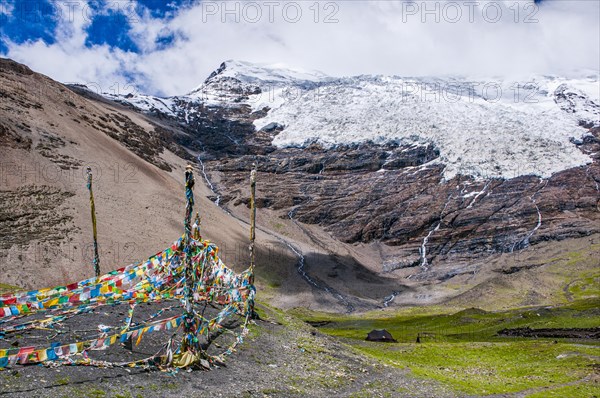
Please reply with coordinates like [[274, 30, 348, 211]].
[[0, 58, 35, 76], [95, 61, 600, 285], [202, 127, 599, 280], [554, 84, 600, 128], [0, 186, 76, 251]]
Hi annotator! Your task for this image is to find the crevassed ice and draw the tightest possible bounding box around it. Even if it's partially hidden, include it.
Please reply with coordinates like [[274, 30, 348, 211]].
[[255, 76, 595, 180], [101, 61, 597, 180]]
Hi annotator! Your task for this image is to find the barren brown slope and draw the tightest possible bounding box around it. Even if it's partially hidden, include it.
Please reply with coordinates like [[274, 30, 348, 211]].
[[0, 58, 293, 292]]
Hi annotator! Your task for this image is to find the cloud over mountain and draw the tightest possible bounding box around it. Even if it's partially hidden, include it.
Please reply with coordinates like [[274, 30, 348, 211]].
[[1, 0, 598, 96]]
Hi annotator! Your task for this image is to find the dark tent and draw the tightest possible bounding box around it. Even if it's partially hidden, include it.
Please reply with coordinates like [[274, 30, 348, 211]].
[[366, 329, 397, 343]]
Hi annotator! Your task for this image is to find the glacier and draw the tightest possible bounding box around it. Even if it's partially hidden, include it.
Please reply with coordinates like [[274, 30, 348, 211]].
[[101, 60, 599, 180]]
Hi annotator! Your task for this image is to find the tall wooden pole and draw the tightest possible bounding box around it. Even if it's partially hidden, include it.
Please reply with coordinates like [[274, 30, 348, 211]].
[[182, 165, 198, 353], [86, 167, 100, 278], [249, 163, 257, 272]]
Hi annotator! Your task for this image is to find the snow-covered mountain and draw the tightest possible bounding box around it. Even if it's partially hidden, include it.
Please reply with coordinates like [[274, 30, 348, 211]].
[[5, 57, 598, 310], [103, 60, 599, 179]]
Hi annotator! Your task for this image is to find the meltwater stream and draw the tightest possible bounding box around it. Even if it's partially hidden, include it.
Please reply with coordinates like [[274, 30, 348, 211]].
[[196, 157, 355, 313]]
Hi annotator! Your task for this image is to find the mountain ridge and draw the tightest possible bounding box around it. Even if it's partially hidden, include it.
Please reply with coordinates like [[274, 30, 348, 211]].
[[102, 59, 599, 180]]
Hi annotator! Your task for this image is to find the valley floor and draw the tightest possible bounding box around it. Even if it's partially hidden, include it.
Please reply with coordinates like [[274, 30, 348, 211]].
[[1, 300, 598, 398], [297, 298, 600, 397], [1, 304, 459, 398]]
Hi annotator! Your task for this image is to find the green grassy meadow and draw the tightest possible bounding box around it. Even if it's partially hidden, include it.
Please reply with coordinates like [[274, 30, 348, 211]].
[[293, 298, 600, 396]]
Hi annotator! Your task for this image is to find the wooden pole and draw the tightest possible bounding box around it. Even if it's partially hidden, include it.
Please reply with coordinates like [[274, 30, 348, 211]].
[[182, 165, 198, 353], [249, 163, 257, 271], [86, 167, 100, 278]]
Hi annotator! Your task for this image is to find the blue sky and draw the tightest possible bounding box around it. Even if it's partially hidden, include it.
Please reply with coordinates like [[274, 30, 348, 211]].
[[0, 0, 597, 96], [0, 1, 188, 53]]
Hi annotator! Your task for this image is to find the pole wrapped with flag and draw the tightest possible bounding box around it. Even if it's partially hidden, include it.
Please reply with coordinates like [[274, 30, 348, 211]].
[[0, 166, 256, 370]]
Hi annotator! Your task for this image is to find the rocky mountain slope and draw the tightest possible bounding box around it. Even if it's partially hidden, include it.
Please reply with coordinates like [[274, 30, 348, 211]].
[[0, 58, 293, 293], [2, 58, 599, 313], [99, 60, 600, 310]]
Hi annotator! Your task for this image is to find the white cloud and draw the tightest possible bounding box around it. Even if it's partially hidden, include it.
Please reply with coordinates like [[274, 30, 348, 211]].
[[4, 0, 599, 96], [0, 1, 15, 16]]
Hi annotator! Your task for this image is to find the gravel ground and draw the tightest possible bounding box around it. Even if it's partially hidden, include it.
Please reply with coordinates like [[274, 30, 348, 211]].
[[0, 304, 464, 398]]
